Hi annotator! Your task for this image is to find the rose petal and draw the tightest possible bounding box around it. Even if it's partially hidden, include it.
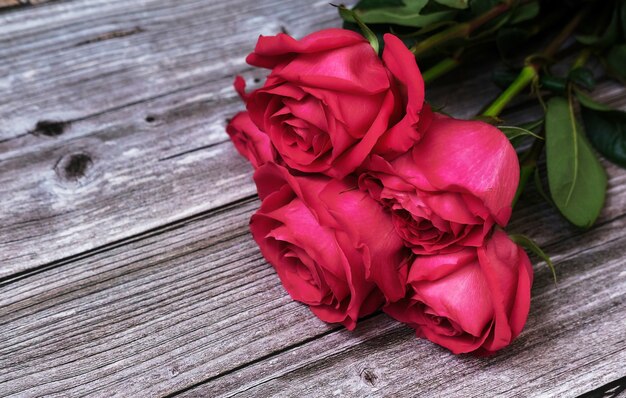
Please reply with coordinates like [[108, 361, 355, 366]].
[[226, 111, 274, 168], [411, 115, 519, 225]]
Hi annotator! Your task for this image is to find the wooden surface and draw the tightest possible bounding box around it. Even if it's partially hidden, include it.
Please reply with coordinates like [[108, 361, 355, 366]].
[[0, 1, 625, 397]]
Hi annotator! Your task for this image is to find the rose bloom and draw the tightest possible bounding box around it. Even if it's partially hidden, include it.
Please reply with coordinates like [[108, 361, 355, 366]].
[[359, 114, 519, 255], [226, 111, 274, 169], [249, 162, 408, 329], [384, 229, 533, 355], [240, 28, 431, 178]]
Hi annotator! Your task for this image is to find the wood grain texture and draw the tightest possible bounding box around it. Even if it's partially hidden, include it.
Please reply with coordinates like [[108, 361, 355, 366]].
[[1, 0, 623, 277], [0, 0, 357, 277], [1, 0, 625, 396], [0, 0, 346, 140], [0, 168, 624, 397]]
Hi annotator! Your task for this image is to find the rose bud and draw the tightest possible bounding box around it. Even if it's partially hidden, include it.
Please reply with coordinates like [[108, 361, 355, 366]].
[[359, 114, 519, 255], [385, 229, 533, 355], [250, 163, 408, 329], [241, 29, 431, 178], [226, 111, 275, 169]]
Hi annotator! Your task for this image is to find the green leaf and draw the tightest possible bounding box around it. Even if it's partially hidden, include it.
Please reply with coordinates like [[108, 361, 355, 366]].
[[575, 10, 620, 48], [348, 0, 457, 28], [507, 1, 540, 25], [568, 67, 595, 91], [580, 105, 626, 168], [606, 44, 626, 81], [498, 125, 544, 141], [337, 5, 380, 54], [575, 90, 613, 112], [540, 75, 567, 95], [545, 96, 607, 228], [509, 234, 557, 284], [470, 0, 501, 16], [353, 0, 406, 10], [433, 0, 468, 9]]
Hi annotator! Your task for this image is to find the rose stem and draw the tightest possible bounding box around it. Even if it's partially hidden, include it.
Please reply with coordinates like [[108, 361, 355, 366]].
[[422, 49, 463, 84], [481, 9, 586, 117], [478, 9, 587, 207], [421, 9, 554, 85], [516, 11, 610, 207], [410, 1, 517, 57]]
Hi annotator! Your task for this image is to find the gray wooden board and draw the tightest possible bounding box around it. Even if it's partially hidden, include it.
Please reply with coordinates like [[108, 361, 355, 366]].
[[1, 0, 624, 277], [0, 0, 625, 396], [0, 171, 625, 396], [0, 166, 625, 397], [0, 0, 358, 276]]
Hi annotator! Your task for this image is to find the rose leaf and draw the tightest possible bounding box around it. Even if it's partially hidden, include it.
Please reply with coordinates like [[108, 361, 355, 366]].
[[545, 96, 607, 229]]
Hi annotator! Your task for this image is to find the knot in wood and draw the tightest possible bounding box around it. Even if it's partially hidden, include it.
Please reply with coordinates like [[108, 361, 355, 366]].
[[55, 153, 93, 181], [359, 367, 378, 387]]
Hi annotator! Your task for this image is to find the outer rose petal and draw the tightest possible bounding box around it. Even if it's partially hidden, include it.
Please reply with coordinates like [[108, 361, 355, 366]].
[[240, 29, 431, 178], [226, 112, 274, 169], [359, 151, 495, 254], [411, 115, 519, 225], [246, 29, 367, 69], [477, 229, 533, 354], [319, 178, 409, 302], [271, 41, 390, 94], [250, 163, 397, 329], [374, 34, 430, 156], [384, 229, 534, 355]]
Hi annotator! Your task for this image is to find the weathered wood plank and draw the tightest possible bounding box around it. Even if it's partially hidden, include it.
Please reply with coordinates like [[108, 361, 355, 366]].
[[2, 0, 624, 280], [1, 1, 625, 395], [1, 63, 623, 279], [0, 0, 348, 140], [0, 199, 337, 397], [0, 157, 624, 396], [0, 0, 352, 277]]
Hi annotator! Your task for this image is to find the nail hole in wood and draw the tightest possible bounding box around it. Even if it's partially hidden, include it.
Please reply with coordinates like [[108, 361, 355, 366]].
[[145, 115, 156, 123], [32, 120, 67, 137]]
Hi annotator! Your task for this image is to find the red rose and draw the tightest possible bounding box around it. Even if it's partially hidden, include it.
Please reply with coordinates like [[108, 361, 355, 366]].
[[226, 111, 275, 168], [250, 163, 407, 329], [385, 229, 533, 355], [359, 114, 519, 254], [241, 29, 430, 178]]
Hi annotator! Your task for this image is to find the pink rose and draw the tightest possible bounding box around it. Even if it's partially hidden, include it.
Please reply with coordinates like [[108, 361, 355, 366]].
[[250, 163, 408, 329], [241, 29, 430, 178], [226, 111, 275, 168], [359, 114, 519, 254], [384, 229, 533, 355]]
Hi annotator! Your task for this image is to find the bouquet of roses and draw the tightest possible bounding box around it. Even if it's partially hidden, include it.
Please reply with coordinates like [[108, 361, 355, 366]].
[[225, 0, 626, 355]]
